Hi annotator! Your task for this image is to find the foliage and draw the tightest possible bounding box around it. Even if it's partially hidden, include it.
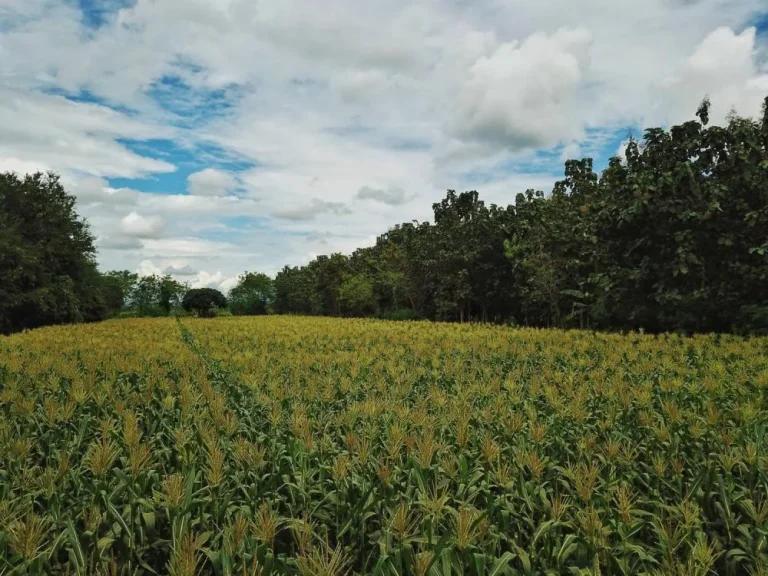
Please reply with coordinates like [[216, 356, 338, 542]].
[[338, 274, 376, 316], [229, 272, 274, 316], [0, 172, 104, 333], [0, 316, 766, 574], [182, 288, 228, 318], [132, 274, 188, 317], [100, 271, 139, 317], [271, 97, 768, 333]]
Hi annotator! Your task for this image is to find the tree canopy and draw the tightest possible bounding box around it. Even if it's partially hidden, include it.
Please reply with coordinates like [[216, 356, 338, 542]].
[[272, 97, 768, 333], [229, 272, 274, 316], [0, 172, 105, 333], [182, 288, 227, 318]]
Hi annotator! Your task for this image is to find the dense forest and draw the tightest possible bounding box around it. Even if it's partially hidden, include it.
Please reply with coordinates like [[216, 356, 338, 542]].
[[2, 97, 767, 334]]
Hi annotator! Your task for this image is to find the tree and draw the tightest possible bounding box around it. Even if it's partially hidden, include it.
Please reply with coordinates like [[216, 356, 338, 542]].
[[229, 271, 274, 315], [133, 275, 164, 317], [339, 274, 376, 316], [0, 172, 104, 333], [582, 97, 768, 332], [159, 275, 187, 315], [100, 270, 138, 314], [128, 274, 187, 316], [182, 288, 227, 317], [309, 253, 349, 316]]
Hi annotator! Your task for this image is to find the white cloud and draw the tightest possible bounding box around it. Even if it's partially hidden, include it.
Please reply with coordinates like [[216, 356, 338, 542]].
[[655, 27, 768, 125], [561, 142, 582, 162], [0, 157, 49, 175], [120, 212, 166, 239], [187, 168, 238, 196], [137, 259, 163, 277], [137, 260, 236, 293], [336, 69, 391, 102], [0, 87, 175, 179], [1, 0, 766, 279], [450, 27, 593, 151], [191, 270, 239, 293], [70, 177, 141, 207], [140, 238, 238, 258]]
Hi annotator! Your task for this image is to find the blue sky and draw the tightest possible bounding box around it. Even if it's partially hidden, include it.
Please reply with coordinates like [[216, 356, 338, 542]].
[[1, 0, 766, 291]]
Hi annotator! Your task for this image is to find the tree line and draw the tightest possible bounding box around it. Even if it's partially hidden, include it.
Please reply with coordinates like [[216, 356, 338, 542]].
[[271, 98, 768, 333], [1, 97, 766, 334]]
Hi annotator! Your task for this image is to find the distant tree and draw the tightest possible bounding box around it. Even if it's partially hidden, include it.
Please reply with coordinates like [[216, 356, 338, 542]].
[[132, 275, 164, 317], [100, 270, 138, 315], [128, 274, 186, 316], [229, 271, 274, 315], [0, 172, 104, 333], [159, 275, 187, 314], [182, 288, 227, 318]]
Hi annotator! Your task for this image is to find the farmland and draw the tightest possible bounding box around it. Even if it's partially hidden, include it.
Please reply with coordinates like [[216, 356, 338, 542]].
[[0, 317, 767, 575]]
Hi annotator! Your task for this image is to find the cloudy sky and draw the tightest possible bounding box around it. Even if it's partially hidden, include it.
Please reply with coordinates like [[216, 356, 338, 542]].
[[1, 0, 767, 292]]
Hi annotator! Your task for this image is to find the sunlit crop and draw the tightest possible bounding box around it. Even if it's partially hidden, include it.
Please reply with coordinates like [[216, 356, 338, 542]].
[[0, 317, 766, 574]]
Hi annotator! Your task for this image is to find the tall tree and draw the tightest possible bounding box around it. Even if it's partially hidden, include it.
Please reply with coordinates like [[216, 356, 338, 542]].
[[0, 172, 104, 333]]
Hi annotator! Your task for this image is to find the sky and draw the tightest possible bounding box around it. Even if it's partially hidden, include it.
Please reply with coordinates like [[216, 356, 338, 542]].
[[1, 0, 767, 293]]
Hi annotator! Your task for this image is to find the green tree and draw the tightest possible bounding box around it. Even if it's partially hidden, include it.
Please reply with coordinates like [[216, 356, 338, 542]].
[[182, 288, 227, 317], [132, 275, 163, 317], [263, 94, 768, 334], [100, 270, 138, 314], [159, 275, 187, 315], [229, 271, 274, 315], [584, 97, 768, 332], [339, 274, 376, 316], [0, 172, 104, 333]]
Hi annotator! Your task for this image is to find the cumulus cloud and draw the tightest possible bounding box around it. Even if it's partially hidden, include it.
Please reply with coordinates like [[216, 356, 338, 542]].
[[451, 27, 593, 152], [1, 0, 767, 280], [70, 177, 140, 207], [120, 212, 166, 239], [191, 270, 239, 293], [656, 27, 768, 125], [137, 259, 163, 277], [560, 142, 582, 162], [272, 198, 353, 221], [187, 168, 238, 197], [356, 185, 412, 206]]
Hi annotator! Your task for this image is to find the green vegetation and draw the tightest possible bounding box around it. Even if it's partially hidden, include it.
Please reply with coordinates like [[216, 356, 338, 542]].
[[182, 288, 228, 318], [0, 317, 766, 574], [1, 96, 767, 335], [0, 172, 105, 333], [272, 98, 768, 333]]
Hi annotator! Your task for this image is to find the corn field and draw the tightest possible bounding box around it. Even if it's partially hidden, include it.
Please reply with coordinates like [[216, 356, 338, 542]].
[[0, 317, 766, 575]]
